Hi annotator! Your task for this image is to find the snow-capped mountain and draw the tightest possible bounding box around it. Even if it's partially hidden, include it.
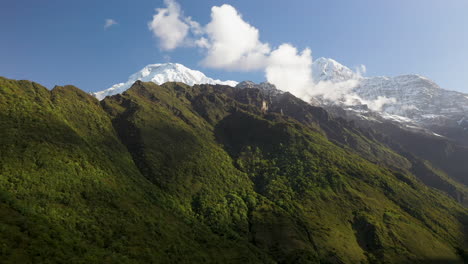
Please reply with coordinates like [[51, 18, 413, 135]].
[[312, 57, 358, 82], [94, 59, 468, 137], [355, 75, 468, 124], [311, 58, 468, 129], [93, 63, 238, 100]]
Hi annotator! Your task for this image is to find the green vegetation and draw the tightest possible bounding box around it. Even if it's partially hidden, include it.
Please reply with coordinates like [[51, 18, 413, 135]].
[[0, 77, 467, 263]]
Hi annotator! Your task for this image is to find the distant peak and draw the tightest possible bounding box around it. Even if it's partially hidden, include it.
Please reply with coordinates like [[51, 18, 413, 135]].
[[314, 57, 341, 65], [312, 57, 357, 83], [93, 63, 238, 100]]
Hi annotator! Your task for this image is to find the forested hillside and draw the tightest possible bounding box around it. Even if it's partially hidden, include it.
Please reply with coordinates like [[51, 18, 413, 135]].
[[0, 77, 467, 263]]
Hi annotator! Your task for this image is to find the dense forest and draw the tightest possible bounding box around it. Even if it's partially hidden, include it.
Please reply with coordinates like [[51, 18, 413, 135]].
[[0, 77, 467, 263]]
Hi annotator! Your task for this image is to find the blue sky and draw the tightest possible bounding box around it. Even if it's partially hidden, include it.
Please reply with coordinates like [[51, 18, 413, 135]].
[[1, 0, 467, 93]]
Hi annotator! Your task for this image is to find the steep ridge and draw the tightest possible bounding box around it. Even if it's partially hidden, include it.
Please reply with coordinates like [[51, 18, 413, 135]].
[[102, 81, 468, 262], [0, 77, 269, 263], [95, 60, 468, 145], [325, 105, 468, 207], [309, 59, 468, 194], [1, 77, 467, 263]]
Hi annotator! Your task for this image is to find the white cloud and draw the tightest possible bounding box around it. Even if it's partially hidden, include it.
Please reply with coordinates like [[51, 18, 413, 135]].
[[355, 64, 366, 77], [148, 0, 207, 50], [311, 78, 395, 111], [185, 17, 203, 35], [266, 44, 314, 100], [104, 19, 117, 29], [148, 0, 190, 50], [312, 79, 361, 102], [146, 1, 396, 111], [194, 37, 210, 48], [201, 5, 270, 71], [364, 96, 396, 111], [146, 2, 273, 71]]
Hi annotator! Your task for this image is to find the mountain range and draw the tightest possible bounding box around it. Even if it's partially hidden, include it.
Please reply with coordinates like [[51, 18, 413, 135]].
[[91, 59, 468, 202], [311, 59, 468, 143], [1, 59, 468, 263], [94, 59, 468, 146], [93, 63, 238, 100]]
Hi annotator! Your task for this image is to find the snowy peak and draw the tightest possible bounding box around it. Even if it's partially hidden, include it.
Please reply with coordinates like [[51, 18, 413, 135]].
[[312, 57, 358, 83], [93, 63, 238, 100], [355, 74, 468, 120], [309, 57, 468, 138]]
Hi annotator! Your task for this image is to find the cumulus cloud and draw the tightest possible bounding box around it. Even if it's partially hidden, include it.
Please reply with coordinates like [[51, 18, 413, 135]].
[[265, 44, 314, 99], [185, 17, 204, 36], [104, 19, 117, 29], [148, 0, 190, 50], [147, 0, 395, 111], [148, 0, 209, 50], [201, 5, 270, 71]]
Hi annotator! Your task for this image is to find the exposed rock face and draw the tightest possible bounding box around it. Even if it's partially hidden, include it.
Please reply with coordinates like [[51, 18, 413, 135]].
[[235, 80, 282, 96]]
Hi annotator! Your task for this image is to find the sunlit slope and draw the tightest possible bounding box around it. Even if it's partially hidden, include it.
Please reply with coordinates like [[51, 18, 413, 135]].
[[0, 77, 467, 263]]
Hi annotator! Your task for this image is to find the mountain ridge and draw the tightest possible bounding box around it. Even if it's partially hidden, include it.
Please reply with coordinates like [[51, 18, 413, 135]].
[[311, 58, 468, 120], [1, 76, 468, 262], [91, 59, 468, 146], [93, 63, 238, 100]]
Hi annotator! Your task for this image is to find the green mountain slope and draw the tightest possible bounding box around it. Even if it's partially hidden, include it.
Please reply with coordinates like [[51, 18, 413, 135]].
[[324, 105, 468, 207], [0, 78, 269, 263], [0, 77, 467, 263]]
